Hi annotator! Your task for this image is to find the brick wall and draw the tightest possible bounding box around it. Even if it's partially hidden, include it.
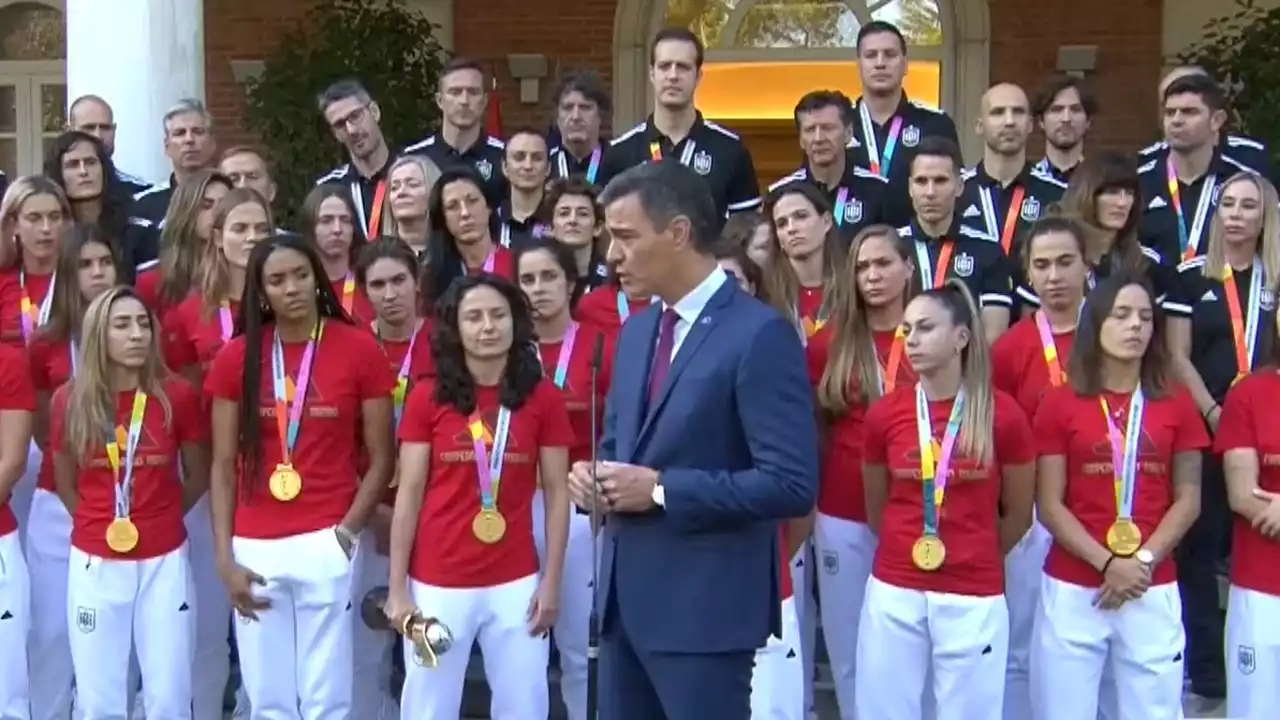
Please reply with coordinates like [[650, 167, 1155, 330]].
[[203, 0, 1165, 159]]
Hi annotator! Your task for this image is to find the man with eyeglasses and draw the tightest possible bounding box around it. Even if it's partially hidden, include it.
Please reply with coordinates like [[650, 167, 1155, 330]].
[[66, 94, 150, 195], [316, 79, 396, 242]]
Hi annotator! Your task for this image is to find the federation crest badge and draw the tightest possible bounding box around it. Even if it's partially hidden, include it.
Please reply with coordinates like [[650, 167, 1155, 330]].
[[822, 551, 839, 575], [76, 607, 96, 634], [475, 158, 493, 181], [1020, 197, 1041, 221], [954, 252, 975, 278], [1238, 645, 1256, 675], [902, 125, 922, 147], [692, 150, 714, 176], [845, 199, 864, 224], [1262, 289, 1276, 311]]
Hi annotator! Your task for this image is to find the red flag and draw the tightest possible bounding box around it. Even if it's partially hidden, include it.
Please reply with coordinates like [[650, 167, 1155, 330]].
[[484, 79, 503, 138]]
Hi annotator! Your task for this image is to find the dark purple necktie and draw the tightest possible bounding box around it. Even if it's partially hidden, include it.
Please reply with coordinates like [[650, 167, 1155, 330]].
[[647, 309, 679, 405]]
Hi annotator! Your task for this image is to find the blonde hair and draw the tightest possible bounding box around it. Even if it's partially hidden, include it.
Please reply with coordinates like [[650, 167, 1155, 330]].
[[817, 225, 913, 414], [0, 176, 72, 269], [382, 154, 442, 239], [158, 169, 234, 306], [914, 279, 994, 464], [198, 187, 274, 313], [62, 287, 171, 461], [1201, 171, 1280, 292]]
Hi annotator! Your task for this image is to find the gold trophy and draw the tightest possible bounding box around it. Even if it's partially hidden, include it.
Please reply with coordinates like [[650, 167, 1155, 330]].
[[361, 587, 454, 668]]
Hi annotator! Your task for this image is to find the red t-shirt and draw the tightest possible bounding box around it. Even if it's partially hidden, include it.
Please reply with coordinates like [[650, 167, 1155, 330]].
[[465, 245, 515, 281], [331, 275, 376, 326], [863, 386, 1034, 596], [1214, 371, 1280, 596], [991, 315, 1075, 419], [0, 344, 35, 535], [366, 320, 436, 506], [0, 267, 53, 347], [397, 378, 574, 588], [28, 334, 75, 491], [50, 379, 205, 559], [575, 286, 651, 333], [204, 320, 396, 539], [536, 323, 614, 465], [1034, 383, 1209, 588], [164, 294, 238, 375], [807, 326, 915, 522], [797, 286, 825, 341]]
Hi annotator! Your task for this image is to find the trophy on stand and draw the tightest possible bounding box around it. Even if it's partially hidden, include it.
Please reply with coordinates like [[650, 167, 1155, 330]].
[[362, 586, 454, 668]]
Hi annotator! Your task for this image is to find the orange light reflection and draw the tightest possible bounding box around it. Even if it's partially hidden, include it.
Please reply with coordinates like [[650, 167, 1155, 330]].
[[697, 60, 941, 120]]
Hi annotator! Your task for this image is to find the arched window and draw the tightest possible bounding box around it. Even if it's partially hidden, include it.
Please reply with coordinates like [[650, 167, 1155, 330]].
[[0, 0, 67, 179], [660, 0, 945, 119]]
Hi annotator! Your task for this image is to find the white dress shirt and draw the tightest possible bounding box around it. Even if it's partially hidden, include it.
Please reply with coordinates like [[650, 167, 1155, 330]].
[[660, 265, 729, 361]]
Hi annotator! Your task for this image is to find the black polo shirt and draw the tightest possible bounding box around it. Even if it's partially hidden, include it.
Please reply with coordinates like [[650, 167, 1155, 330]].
[[1139, 134, 1273, 185], [402, 132, 508, 205], [848, 95, 960, 218], [1167, 255, 1276, 403], [959, 162, 1067, 278], [315, 154, 396, 243], [495, 199, 550, 246], [598, 112, 761, 221], [1015, 243, 1177, 313], [1138, 147, 1261, 262], [123, 177, 175, 271], [1030, 157, 1080, 186], [115, 168, 151, 198], [550, 144, 606, 185], [898, 219, 1012, 309], [768, 154, 896, 244]]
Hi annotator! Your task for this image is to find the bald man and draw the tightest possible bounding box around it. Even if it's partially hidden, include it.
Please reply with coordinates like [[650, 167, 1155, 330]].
[[1138, 66, 1272, 182], [957, 83, 1066, 314], [66, 94, 150, 195]]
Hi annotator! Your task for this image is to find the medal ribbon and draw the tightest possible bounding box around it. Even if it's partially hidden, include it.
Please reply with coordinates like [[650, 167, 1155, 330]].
[[616, 290, 630, 322], [858, 103, 903, 178], [586, 147, 601, 184], [877, 326, 906, 395], [1222, 258, 1263, 377], [649, 142, 662, 162], [553, 322, 578, 388], [271, 322, 324, 466], [833, 187, 850, 227], [914, 239, 954, 290], [469, 406, 512, 511], [18, 270, 55, 342], [340, 271, 356, 315], [218, 302, 234, 342], [1100, 388, 1144, 523], [794, 289, 832, 345], [915, 384, 965, 536], [1165, 157, 1216, 261], [366, 179, 387, 239], [106, 390, 148, 520], [390, 321, 421, 427], [1034, 311, 1065, 387]]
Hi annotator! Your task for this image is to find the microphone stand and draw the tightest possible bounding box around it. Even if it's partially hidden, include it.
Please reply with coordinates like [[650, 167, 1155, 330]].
[[586, 332, 604, 720]]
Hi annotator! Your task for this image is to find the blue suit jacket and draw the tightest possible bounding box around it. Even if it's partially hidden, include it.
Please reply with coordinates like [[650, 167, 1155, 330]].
[[597, 279, 819, 654]]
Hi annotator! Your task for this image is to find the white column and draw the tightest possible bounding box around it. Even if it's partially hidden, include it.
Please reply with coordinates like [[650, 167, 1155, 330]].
[[65, 0, 205, 185]]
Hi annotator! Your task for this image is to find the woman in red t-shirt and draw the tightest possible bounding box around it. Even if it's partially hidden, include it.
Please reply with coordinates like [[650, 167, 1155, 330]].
[[421, 167, 515, 309], [349, 237, 436, 717], [515, 237, 613, 720], [388, 274, 573, 718], [0, 175, 66, 347], [205, 234, 395, 717], [545, 177, 609, 304], [50, 286, 207, 718], [764, 181, 845, 345], [135, 169, 232, 324], [990, 216, 1090, 718], [574, 277, 653, 332], [856, 279, 1036, 719], [809, 224, 915, 718], [24, 224, 121, 713], [300, 183, 375, 325], [1032, 272, 1208, 720], [0, 342, 35, 715], [1208, 310, 1280, 718], [164, 187, 273, 382]]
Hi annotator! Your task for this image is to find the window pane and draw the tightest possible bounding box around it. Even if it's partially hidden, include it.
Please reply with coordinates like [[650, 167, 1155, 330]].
[[665, 0, 738, 50], [40, 84, 65, 133], [0, 86, 15, 133], [0, 2, 66, 60], [0, 138, 16, 181], [734, 0, 860, 48], [877, 0, 943, 47]]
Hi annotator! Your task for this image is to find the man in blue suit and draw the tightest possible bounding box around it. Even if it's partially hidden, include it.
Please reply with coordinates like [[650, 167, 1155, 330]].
[[566, 160, 819, 719]]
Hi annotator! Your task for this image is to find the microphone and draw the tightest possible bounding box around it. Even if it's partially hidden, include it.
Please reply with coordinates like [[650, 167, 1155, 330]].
[[587, 331, 605, 720]]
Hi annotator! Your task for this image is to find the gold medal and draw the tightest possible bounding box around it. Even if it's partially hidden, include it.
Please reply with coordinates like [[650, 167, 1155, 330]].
[[105, 517, 139, 554], [911, 534, 946, 571], [269, 463, 302, 502], [1106, 519, 1143, 557], [471, 510, 507, 544]]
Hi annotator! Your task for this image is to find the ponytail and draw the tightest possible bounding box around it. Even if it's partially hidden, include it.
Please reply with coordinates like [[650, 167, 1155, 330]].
[[922, 279, 995, 464]]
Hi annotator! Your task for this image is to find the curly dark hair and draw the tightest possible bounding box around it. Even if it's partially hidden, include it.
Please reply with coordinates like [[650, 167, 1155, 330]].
[[235, 233, 354, 495], [431, 273, 543, 415]]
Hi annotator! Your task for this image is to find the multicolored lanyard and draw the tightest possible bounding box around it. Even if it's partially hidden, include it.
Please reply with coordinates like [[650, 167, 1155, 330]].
[[833, 187, 850, 227], [1100, 389, 1144, 526], [218, 302, 234, 342], [271, 322, 323, 467], [469, 407, 512, 512], [1034, 311, 1066, 387], [1222, 258, 1263, 382], [1165, 157, 1216, 261], [558, 147, 602, 185], [877, 326, 906, 395], [462, 248, 498, 275], [19, 270, 54, 342], [106, 390, 148, 522], [647, 141, 697, 166], [915, 385, 965, 537], [979, 185, 1027, 253], [552, 322, 578, 388], [353, 178, 387, 238], [858, 103, 904, 178], [914, 239, 954, 290], [616, 290, 631, 323], [379, 320, 421, 427], [340, 271, 356, 315]]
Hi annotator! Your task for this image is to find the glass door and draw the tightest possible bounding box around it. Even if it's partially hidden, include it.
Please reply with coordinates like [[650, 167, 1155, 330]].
[[0, 78, 25, 181], [34, 76, 66, 173], [0, 75, 63, 180]]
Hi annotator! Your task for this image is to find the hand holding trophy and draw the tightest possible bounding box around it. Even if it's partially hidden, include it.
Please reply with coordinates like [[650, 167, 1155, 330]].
[[361, 586, 454, 668]]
